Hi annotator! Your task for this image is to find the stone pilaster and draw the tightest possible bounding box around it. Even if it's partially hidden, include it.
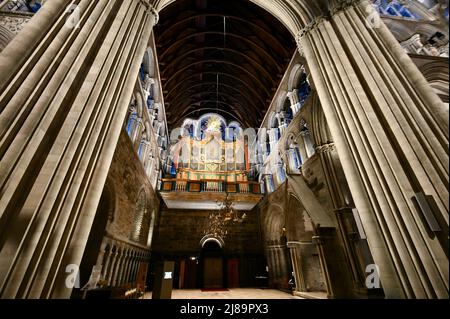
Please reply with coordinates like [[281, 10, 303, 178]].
[[296, 0, 449, 298], [0, 0, 158, 298]]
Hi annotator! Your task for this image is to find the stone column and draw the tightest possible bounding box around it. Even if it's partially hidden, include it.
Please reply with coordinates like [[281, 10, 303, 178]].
[[287, 90, 300, 116], [112, 246, 125, 287], [300, 129, 315, 158], [316, 140, 372, 293], [312, 228, 354, 298], [134, 253, 143, 283], [123, 251, 134, 284], [334, 208, 365, 289], [287, 241, 307, 292], [117, 249, 129, 286], [130, 252, 138, 283], [132, 118, 144, 148], [107, 249, 119, 287], [101, 246, 112, 281], [297, 0, 448, 299], [95, 240, 108, 281], [0, 0, 159, 298], [266, 244, 290, 290]]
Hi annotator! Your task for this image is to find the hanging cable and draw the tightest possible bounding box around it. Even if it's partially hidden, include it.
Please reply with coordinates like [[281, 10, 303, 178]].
[[216, 73, 219, 112]]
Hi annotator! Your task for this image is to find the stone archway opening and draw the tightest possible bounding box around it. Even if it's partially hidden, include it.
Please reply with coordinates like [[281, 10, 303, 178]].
[[200, 238, 225, 290]]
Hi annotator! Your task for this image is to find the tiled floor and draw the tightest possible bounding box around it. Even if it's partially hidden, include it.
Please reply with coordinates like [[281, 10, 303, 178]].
[[144, 288, 303, 299]]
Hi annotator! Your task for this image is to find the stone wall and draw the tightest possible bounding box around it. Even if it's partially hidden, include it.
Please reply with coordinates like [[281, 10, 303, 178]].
[[150, 204, 264, 288], [105, 130, 160, 246], [75, 130, 160, 296], [259, 184, 327, 292], [152, 206, 262, 256]]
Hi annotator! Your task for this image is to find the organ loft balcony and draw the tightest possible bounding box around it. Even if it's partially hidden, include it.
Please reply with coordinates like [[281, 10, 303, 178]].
[[158, 114, 263, 211], [159, 178, 263, 211]]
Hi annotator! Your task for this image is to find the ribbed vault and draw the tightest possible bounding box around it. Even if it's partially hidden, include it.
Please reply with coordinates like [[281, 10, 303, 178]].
[[153, 0, 298, 128]]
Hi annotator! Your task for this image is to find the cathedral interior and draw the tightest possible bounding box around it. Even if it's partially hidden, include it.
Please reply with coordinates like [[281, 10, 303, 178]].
[[0, 0, 448, 300]]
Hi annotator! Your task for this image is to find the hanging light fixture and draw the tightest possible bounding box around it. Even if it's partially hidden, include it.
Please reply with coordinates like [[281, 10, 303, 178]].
[[203, 193, 247, 239]]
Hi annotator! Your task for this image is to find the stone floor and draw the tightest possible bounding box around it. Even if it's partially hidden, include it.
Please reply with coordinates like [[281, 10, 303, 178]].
[[144, 288, 304, 299]]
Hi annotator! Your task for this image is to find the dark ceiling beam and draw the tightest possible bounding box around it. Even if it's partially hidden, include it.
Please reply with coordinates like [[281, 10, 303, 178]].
[[164, 72, 267, 107], [166, 82, 263, 112], [170, 91, 257, 118], [155, 0, 296, 130], [157, 13, 291, 55], [158, 31, 281, 67], [163, 40, 282, 73], [164, 60, 271, 95], [163, 46, 277, 81]]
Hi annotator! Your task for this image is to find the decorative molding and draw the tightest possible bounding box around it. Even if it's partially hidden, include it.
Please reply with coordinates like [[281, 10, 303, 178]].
[[330, 0, 363, 16], [295, 0, 362, 50], [295, 15, 326, 51], [315, 142, 336, 154], [0, 13, 31, 34], [140, 0, 159, 25]]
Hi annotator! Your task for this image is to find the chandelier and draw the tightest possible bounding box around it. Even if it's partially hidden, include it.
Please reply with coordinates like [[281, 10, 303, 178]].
[[203, 194, 247, 239]]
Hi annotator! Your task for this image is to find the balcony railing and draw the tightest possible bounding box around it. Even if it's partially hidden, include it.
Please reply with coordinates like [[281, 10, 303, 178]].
[[160, 179, 262, 195]]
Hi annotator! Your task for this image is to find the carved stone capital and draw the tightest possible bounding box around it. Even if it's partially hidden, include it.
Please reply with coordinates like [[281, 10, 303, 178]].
[[296, 0, 363, 48], [297, 16, 327, 39], [140, 0, 159, 25], [315, 142, 336, 154], [295, 16, 327, 53], [330, 0, 363, 16]]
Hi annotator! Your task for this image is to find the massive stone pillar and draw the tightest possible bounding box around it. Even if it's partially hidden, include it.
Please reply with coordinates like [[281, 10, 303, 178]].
[[266, 243, 291, 290], [0, 0, 158, 298], [297, 0, 448, 298], [287, 241, 307, 292]]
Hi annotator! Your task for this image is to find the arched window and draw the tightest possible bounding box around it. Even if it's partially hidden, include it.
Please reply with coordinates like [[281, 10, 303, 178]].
[[126, 110, 138, 137], [2, 0, 42, 12], [288, 143, 302, 173], [300, 120, 316, 159], [373, 0, 422, 19], [139, 63, 146, 82], [298, 72, 311, 107], [276, 162, 286, 185], [138, 138, 149, 162], [264, 174, 276, 193], [130, 189, 150, 244], [284, 100, 293, 124]]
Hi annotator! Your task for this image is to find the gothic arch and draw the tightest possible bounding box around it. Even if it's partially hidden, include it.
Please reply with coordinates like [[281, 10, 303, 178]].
[[153, 0, 320, 36], [288, 64, 305, 91], [0, 25, 14, 53], [143, 47, 155, 77], [130, 187, 151, 244], [285, 194, 315, 242], [200, 234, 225, 248], [267, 112, 277, 129], [264, 203, 286, 244], [275, 92, 288, 113], [419, 60, 449, 103]]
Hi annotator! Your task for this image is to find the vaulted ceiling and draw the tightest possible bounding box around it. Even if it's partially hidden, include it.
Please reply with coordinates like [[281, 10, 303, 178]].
[[154, 0, 296, 129]]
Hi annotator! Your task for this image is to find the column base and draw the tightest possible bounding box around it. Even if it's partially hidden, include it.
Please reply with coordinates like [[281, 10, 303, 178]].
[[293, 290, 328, 299]]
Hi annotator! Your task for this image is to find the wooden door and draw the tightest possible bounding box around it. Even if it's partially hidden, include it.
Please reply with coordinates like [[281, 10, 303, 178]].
[[227, 258, 240, 288], [184, 259, 197, 289], [203, 257, 223, 289]]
